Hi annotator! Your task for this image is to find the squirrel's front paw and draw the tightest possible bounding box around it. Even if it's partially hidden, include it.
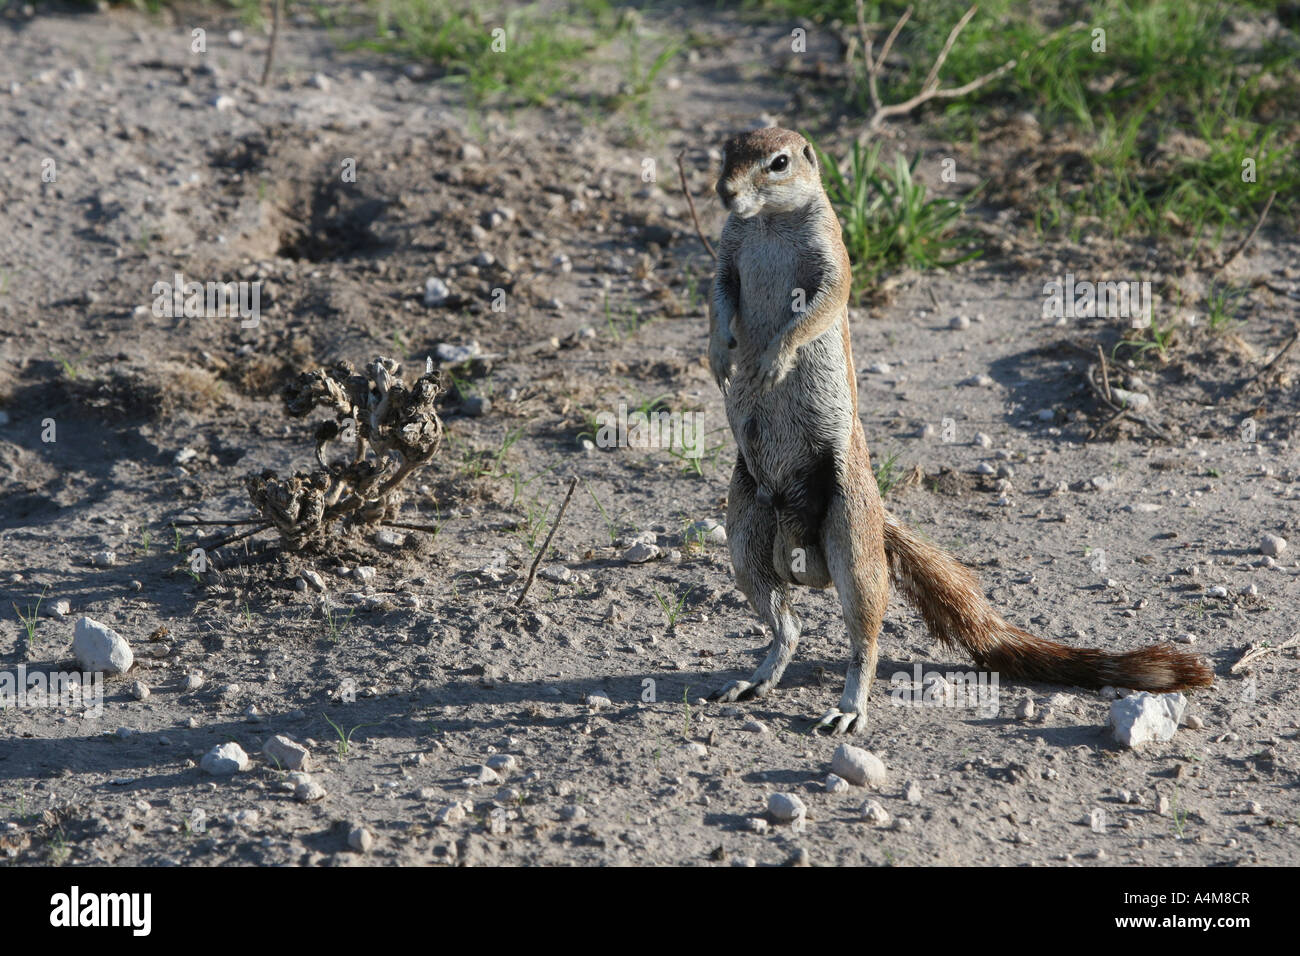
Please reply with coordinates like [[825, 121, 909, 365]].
[[708, 339, 733, 389], [758, 346, 795, 391]]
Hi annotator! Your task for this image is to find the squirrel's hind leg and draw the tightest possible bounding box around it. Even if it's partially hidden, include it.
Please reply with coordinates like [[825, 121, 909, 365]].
[[712, 454, 803, 703], [813, 431, 888, 735]]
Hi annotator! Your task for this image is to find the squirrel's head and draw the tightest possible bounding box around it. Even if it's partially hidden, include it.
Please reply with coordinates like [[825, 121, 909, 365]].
[[716, 127, 821, 219]]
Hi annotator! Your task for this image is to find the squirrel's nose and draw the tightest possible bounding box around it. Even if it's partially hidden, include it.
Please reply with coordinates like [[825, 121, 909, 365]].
[[716, 180, 736, 204]]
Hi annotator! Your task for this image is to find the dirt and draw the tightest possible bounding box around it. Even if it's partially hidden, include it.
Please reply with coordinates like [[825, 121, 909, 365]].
[[1, 3, 1298, 867]]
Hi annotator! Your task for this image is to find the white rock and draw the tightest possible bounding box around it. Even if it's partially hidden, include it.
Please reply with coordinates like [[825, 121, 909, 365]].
[[904, 781, 922, 804], [683, 742, 708, 758], [434, 342, 477, 363], [424, 278, 451, 307], [374, 529, 406, 549], [622, 541, 660, 563], [72, 617, 133, 674], [129, 681, 150, 701], [486, 754, 518, 774], [587, 692, 611, 710], [90, 550, 116, 567], [742, 719, 768, 734], [353, 566, 377, 585], [348, 826, 374, 852], [1016, 698, 1036, 720], [830, 744, 887, 788], [1110, 387, 1150, 409], [1109, 692, 1188, 748], [295, 780, 327, 802], [464, 766, 501, 787], [825, 773, 849, 794], [201, 743, 250, 775], [1261, 534, 1287, 557], [213, 94, 236, 112], [686, 519, 727, 545], [264, 735, 312, 771], [45, 599, 71, 618], [861, 800, 891, 826], [435, 803, 466, 825], [767, 792, 807, 823]]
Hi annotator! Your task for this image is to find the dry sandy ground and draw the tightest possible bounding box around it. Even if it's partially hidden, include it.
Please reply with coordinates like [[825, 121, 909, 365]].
[[0, 3, 1298, 866]]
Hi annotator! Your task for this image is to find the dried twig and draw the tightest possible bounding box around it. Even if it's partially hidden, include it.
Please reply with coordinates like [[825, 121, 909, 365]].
[[515, 476, 578, 607], [202, 523, 271, 553], [853, 4, 1087, 144], [1217, 190, 1277, 274], [1236, 326, 1297, 395], [1230, 634, 1300, 674], [855, 1, 912, 114], [381, 521, 445, 534], [261, 0, 283, 87], [856, 2, 1013, 142], [1085, 364, 1175, 443], [1096, 344, 1112, 403], [676, 151, 716, 261], [173, 518, 266, 527]]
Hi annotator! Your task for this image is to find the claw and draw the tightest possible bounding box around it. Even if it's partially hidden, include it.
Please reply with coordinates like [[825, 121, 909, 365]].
[[812, 708, 865, 735]]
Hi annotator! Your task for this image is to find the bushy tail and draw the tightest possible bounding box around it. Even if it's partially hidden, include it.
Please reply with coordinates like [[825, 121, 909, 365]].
[[882, 513, 1213, 692]]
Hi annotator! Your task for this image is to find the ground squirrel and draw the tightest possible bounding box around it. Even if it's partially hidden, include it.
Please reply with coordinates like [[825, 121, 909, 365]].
[[706, 127, 1212, 735]]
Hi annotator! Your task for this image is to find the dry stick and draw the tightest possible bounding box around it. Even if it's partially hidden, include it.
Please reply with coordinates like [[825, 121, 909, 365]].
[[1096, 344, 1112, 403], [855, 0, 912, 115], [855, 9, 1086, 144], [1230, 634, 1299, 675], [1217, 190, 1277, 274], [676, 151, 716, 261], [1085, 364, 1174, 443], [203, 523, 271, 552], [515, 476, 578, 607], [261, 0, 283, 87], [173, 518, 265, 527], [1246, 327, 1299, 387], [858, 4, 1014, 141], [380, 521, 446, 534]]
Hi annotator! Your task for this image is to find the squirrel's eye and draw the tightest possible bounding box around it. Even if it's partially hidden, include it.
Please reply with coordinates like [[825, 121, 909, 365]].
[[769, 155, 789, 173]]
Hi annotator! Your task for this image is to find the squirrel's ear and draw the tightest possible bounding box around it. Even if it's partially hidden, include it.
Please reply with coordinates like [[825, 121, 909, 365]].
[[803, 143, 816, 170]]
